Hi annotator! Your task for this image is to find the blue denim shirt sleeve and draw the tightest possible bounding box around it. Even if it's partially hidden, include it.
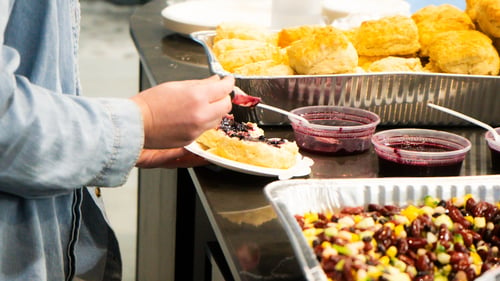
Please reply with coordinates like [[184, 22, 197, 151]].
[[0, 1, 144, 199]]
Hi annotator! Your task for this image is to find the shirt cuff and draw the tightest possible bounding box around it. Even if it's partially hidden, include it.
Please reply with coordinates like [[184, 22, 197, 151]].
[[88, 98, 144, 187]]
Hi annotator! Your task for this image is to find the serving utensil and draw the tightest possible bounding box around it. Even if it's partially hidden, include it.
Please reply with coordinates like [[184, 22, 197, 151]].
[[232, 86, 310, 124], [427, 102, 500, 142]]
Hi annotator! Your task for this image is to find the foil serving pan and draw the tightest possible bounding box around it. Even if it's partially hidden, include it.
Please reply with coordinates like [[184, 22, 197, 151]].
[[191, 30, 500, 126], [264, 175, 500, 281]]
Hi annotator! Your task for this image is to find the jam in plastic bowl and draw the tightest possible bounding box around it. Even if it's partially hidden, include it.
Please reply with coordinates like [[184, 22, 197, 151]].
[[289, 106, 380, 155], [485, 128, 500, 174], [371, 128, 471, 177]]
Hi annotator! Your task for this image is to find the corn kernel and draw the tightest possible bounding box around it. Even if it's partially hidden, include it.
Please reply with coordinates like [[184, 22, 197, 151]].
[[384, 222, 395, 230], [394, 224, 407, 238], [401, 205, 421, 222], [386, 246, 398, 258], [321, 241, 332, 248], [464, 215, 474, 224], [471, 251, 482, 267], [380, 255, 390, 265]]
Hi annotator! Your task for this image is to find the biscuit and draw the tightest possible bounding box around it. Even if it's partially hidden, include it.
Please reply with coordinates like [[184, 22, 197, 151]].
[[197, 115, 299, 169], [277, 25, 324, 48], [473, 0, 500, 38], [427, 30, 500, 75], [354, 15, 420, 57], [212, 39, 283, 73], [286, 26, 358, 75], [233, 60, 295, 76], [412, 4, 475, 57], [366, 56, 425, 72]]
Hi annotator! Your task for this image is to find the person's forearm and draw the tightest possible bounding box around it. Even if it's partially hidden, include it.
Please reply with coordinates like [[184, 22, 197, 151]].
[[0, 58, 143, 198]]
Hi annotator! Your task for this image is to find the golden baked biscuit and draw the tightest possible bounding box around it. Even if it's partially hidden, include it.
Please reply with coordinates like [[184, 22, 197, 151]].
[[465, 0, 479, 21], [358, 55, 387, 70], [213, 22, 278, 45], [354, 15, 420, 57], [427, 30, 500, 75], [366, 56, 425, 72], [233, 60, 295, 76], [342, 28, 359, 45], [212, 39, 283, 73], [197, 115, 299, 169], [412, 4, 475, 57], [473, 0, 500, 38], [213, 136, 299, 169], [287, 26, 358, 75], [277, 25, 324, 48]]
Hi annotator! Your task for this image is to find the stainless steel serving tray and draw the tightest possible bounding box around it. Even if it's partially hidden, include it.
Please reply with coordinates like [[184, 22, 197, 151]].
[[264, 175, 500, 281], [191, 30, 500, 126]]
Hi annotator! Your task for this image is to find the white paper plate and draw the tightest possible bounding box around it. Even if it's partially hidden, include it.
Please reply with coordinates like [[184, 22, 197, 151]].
[[161, 0, 272, 36], [185, 142, 313, 179]]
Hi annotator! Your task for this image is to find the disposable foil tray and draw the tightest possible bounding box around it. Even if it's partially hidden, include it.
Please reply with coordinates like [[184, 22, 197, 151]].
[[191, 31, 500, 126], [264, 175, 500, 281]]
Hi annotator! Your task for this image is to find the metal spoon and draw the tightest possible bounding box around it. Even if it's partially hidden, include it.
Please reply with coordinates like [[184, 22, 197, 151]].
[[233, 86, 310, 124], [427, 102, 500, 142]]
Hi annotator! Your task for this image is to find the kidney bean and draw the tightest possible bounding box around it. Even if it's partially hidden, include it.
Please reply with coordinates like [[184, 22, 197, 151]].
[[426, 250, 437, 262], [340, 206, 364, 215], [367, 204, 382, 212], [465, 197, 476, 215], [458, 230, 473, 247], [438, 223, 452, 242], [464, 267, 476, 281], [454, 242, 468, 253], [464, 229, 482, 243], [472, 201, 491, 218], [415, 250, 434, 274], [450, 251, 470, 271], [447, 204, 472, 229], [398, 254, 415, 266], [363, 241, 373, 252], [490, 210, 500, 224], [396, 238, 409, 254], [407, 237, 427, 249], [374, 226, 393, 249], [416, 252, 433, 273], [410, 217, 423, 237]]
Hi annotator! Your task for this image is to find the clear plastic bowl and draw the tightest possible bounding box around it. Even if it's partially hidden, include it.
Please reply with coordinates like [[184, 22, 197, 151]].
[[371, 128, 472, 177], [289, 106, 380, 155], [485, 128, 500, 173]]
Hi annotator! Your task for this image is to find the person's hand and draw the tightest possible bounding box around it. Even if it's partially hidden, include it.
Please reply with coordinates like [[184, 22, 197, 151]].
[[135, 148, 209, 169], [131, 75, 234, 149]]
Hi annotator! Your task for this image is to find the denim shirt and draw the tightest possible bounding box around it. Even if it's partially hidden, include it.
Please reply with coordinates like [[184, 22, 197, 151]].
[[0, 1, 144, 280]]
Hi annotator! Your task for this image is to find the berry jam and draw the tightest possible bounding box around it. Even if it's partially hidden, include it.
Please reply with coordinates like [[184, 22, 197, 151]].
[[490, 147, 500, 173], [219, 115, 286, 148], [292, 112, 377, 155], [377, 142, 464, 177], [377, 157, 463, 177]]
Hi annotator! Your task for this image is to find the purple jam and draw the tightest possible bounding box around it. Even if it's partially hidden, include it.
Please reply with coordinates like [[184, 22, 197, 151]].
[[388, 143, 455, 153], [490, 147, 500, 174], [377, 157, 463, 177], [376, 142, 464, 177]]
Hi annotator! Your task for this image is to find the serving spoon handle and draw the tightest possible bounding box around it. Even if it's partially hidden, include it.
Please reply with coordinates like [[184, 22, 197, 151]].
[[427, 102, 500, 142], [232, 86, 310, 124]]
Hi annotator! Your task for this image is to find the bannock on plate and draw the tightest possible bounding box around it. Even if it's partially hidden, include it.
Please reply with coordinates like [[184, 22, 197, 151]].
[[185, 142, 313, 180]]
